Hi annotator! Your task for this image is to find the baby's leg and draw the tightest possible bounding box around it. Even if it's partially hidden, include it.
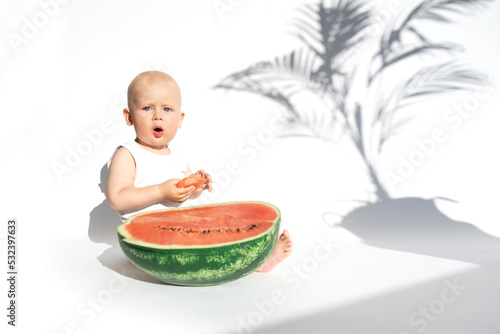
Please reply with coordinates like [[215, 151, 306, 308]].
[[257, 229, 293, 273]]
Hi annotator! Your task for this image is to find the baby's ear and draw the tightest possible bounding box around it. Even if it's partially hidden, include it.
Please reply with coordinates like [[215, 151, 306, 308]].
[[178, 111, 185, 128], [123, 108, 133, 126]]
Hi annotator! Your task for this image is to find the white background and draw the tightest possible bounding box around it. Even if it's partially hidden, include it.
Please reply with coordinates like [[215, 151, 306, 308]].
[[1, 0, 500, 333]]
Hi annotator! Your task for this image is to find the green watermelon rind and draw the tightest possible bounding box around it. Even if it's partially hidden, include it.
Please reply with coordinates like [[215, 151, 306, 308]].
[[117, 201, 281, 286]]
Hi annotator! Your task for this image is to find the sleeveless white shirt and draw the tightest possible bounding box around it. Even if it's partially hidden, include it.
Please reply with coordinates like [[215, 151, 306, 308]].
[[111, 140, 188, 223]]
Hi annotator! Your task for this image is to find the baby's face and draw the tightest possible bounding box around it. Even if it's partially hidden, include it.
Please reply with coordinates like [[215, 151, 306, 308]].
[[125, 75, 184, 151]]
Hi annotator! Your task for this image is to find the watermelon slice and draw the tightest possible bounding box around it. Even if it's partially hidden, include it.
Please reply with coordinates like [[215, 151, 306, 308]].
[[176, 174, 205, 189], [117, 201, 280, 286]]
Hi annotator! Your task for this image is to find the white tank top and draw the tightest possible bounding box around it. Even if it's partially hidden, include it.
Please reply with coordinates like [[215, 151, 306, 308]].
[[111, 140, 188, 223]]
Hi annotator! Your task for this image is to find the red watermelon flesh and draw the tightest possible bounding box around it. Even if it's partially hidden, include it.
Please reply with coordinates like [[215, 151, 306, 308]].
[[123, 202, 278, 247], [176, 174, 206, 189]]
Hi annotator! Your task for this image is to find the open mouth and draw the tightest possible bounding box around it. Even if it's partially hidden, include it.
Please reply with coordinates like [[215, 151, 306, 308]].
[[153, 127, 164, 138]]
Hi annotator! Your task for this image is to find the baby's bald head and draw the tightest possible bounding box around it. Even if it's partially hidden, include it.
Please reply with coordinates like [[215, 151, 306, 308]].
[[127, 71, 182, 110]]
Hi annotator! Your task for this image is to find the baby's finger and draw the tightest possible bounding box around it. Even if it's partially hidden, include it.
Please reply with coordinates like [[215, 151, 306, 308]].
[[175, 187, 195, 202], [200, 173, 212, 191], [180, 193, 192, 202], [177, 185, 195, 196]]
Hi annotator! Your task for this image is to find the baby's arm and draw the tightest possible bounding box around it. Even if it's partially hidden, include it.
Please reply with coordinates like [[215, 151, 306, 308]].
[[106, 147, 195, 211]]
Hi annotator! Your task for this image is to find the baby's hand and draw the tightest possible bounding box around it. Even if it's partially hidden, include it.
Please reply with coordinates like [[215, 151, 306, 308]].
[[187, 170, 213, 199], [160, 179, 196, 203], [194, 170, 213, 193]]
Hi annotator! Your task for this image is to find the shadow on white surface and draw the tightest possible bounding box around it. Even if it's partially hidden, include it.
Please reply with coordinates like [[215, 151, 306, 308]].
[[88, 163, 165, 285], [337, 197, 500, 266], [250, 196, 500, 333], [251, 266, 500, 334]]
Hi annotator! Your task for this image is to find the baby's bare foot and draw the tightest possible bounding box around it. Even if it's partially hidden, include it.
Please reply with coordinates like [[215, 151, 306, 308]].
[[257, 229, 293, 273]]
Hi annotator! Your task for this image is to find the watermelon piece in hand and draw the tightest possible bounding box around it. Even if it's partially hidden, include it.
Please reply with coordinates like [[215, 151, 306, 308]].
[[176, 174, 206, 189]]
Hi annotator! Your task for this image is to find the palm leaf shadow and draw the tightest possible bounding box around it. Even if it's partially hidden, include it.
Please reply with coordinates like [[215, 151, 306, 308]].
[[370, 0, 493, 83], [214, 0, 499, 265], [375, 62, 487, 149]]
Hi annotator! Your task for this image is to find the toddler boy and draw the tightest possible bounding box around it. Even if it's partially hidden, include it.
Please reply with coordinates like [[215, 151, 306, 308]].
[[106, 71, 292, 272]]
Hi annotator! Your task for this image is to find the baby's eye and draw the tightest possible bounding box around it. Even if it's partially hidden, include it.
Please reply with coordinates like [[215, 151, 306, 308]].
[[144, 106, 152, 111], [163, 107, 171, 112]]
